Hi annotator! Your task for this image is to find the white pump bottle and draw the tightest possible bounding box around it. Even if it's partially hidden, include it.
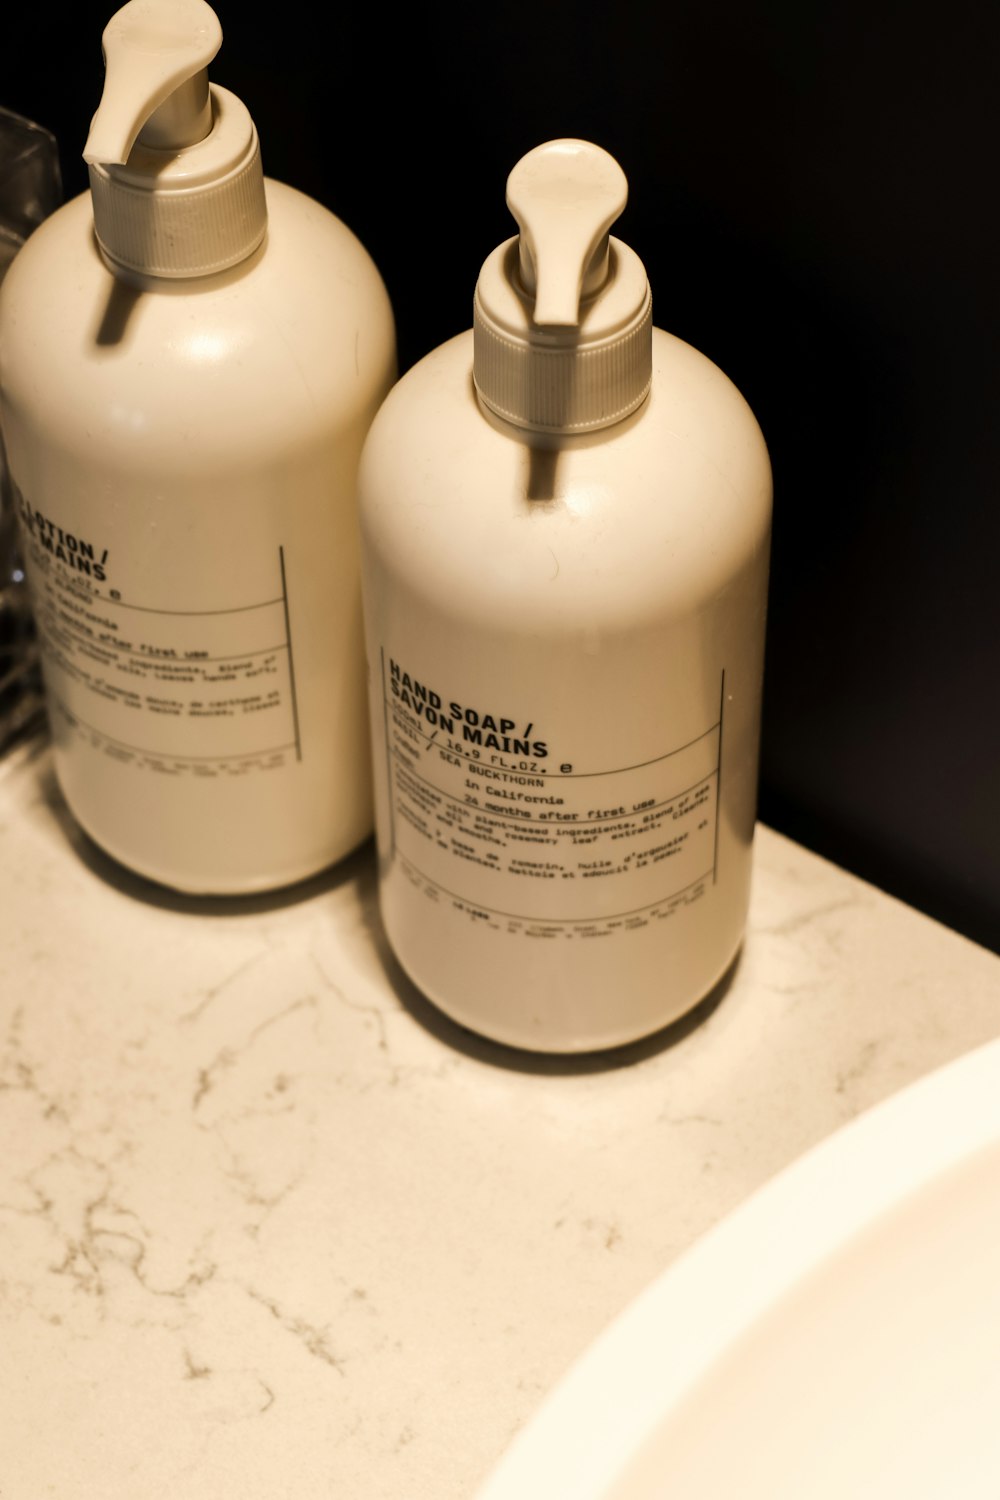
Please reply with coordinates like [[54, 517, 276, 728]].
[[359, 140, 772, 1052], [0, 0, 396, 893]]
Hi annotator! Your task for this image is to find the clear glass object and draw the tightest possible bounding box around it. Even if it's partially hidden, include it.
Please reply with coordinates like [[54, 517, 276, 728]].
[[0, 106, 62, 754]]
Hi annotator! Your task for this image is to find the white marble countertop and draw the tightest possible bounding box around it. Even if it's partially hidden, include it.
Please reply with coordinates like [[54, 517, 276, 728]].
[[2, 731, 999, 1498]]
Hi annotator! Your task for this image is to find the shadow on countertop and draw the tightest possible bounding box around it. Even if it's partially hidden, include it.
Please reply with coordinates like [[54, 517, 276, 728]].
[[357, 873, 741, 1078], [34, 747, 375, 918], [32, 736, 739, 1075]]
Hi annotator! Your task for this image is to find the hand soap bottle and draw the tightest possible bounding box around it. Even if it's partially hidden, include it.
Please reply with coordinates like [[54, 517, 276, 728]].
[[359, 139, 771, 1052], [0, 0, 396, 893]]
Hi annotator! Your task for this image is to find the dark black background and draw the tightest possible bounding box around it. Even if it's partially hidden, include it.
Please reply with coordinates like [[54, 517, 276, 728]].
[[4, 0, 998, 949]]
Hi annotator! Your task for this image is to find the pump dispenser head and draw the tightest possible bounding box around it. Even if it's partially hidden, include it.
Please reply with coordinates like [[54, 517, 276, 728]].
[[84, 0, 267, 278], [473, 139, 653, 434]]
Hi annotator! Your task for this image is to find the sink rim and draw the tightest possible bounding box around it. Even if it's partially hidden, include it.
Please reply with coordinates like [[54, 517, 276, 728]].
[[476, 1033, 1000, 1500]]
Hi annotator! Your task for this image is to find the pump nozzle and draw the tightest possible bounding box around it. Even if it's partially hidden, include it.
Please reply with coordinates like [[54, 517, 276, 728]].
[[83, 0, 223, 166], [474, 138, 651, 433], [82, 0, 266, 278], [506, 139, 628, 327]]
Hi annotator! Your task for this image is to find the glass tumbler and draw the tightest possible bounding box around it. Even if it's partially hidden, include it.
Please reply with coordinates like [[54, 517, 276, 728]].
[[0, 106, 62, 753]]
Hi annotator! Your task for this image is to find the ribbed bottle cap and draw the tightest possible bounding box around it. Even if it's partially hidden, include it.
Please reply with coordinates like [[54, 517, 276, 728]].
[[88, 86, 267, 278], [473, 141, 653, 434], [83, 0, 267, 279]]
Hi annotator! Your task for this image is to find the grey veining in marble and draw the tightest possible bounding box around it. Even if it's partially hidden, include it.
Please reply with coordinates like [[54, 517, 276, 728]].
[[2, 736, 999, 1498]]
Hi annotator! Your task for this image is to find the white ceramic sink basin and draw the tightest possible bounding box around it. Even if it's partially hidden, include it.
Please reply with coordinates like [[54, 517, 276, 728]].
[[476, 1034, 1000, 1499]]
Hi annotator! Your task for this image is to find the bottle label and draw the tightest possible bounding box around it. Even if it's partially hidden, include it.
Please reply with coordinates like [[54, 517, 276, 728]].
[[18, 498, 302, 778], [379, 652, 722, 937]]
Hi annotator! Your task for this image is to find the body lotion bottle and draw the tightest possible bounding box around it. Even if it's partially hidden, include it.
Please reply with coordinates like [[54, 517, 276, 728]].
[[0, 0, 396, 893], [359, 140, 771, 1052]]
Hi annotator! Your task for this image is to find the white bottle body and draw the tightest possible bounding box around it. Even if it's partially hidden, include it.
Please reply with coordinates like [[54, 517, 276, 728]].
[[359, 328, 771, 1051], [0, 180, 396, 892]]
